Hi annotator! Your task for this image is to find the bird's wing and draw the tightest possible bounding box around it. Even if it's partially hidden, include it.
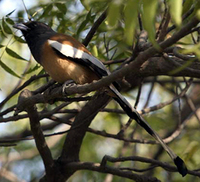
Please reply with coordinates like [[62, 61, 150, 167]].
[[48, 39, 109, 78]]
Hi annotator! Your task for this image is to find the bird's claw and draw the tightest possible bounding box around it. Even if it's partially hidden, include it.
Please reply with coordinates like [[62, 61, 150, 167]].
[[62, 80, 76, 95]]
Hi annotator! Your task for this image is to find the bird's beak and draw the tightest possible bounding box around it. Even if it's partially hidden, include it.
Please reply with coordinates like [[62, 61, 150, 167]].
[[13, 23, 29, 31]]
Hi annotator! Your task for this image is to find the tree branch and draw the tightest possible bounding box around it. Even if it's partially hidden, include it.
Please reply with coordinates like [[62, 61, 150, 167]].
[[82, 9, 107, 46], [17, 89, 62, 182], [64, 161, 160, 182], [60, 92, 110, 162], [101, 155, 200, 177], [0, 74, 48, 111]]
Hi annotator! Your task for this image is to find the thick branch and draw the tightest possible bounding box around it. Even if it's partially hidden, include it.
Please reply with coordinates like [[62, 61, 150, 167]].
[[137, 57, 200, 79], [60, 93, 110, 162], [18, 90, 61, 182], [64, 161, 160, 182]]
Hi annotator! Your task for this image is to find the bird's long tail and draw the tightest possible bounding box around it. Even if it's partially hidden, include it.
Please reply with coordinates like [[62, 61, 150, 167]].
[[109, 85, 188, 177]]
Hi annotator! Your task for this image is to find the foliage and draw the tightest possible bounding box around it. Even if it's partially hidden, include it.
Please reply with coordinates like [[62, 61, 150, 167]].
[[0, 0, 200, 182]]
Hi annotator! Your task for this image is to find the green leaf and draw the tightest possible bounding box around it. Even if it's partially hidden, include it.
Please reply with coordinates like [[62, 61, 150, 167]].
[[142, 0, 159, 49], [77, 10, 92, 36], [5, 47, 27, 61], [17, 10, 24, 20], [2, 17, 12, 34], [6, 17, 15, 25], [38, 4, 53, 20], [167, 0, 182, 27], [6, 9, 16, 17], [107, 1, 121, 27], [0, 59, 21, 78], [124, 0, 139, 45], [25, 64, 41, 74], [55, 2, 67, 14], [77, 20, 88, 36], [184, 141, 199, 161], [0, 25, 7, 38], [14, 35, 26, 43], [91, 44, 98, 57], [80, 0, 90, 10], [181, 43, 200, 59], [182, 0, 194, 15], [194, 1, 200, 20], [0, 45, 4, 49], [197, 10, 200, 20], [86, 9, 92, 21], [45, 4, 53, 14]]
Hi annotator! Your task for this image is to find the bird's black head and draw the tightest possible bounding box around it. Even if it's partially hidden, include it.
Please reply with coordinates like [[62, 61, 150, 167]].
[[13, 21, 55, 39], [13, 21, 56, 63]]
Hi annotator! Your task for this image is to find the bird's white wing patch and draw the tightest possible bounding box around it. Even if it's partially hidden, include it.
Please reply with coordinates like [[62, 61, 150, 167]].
[[48, 40, 108, 73]]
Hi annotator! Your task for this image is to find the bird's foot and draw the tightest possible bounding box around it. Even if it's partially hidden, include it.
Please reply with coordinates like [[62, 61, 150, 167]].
[[62, 80, 76, 96]]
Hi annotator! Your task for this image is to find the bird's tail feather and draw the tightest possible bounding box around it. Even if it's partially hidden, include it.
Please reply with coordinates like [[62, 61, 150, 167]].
[[109, 85, 188, 177]]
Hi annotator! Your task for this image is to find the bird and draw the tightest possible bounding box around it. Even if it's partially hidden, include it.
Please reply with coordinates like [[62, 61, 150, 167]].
[[13, 21, 187, 176]]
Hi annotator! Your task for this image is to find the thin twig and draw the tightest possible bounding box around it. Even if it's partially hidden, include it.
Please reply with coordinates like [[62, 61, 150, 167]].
[[138, 13, 143, 31], [184, 95, 200, 125], [143, 77, 157, 109], [101, 155, 200, 177], [0, 74, 48, 110], [134, 79, 143, 109], [83, 10, 107, 46], [167, 6, 195, 33], [120, 165, 157, 172], [156, 0, 170, 41], [141, 78, 192, 115]]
